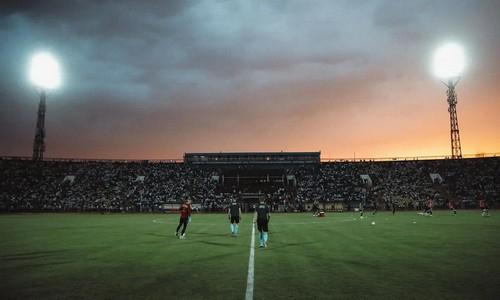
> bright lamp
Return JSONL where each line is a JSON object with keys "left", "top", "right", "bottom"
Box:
{"left": 29, "top": 52, "right": 62, "bottom": 89}
{"left": 432, "top": 43, "right": 465, "bottom": 79}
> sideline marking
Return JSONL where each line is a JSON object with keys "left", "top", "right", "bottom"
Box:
{"left": 245, "top": 223, "right": 256, "bottom": 300}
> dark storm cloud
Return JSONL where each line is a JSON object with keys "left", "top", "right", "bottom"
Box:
{"left": 0, "top": 0, "right": 499, "bottom": 158}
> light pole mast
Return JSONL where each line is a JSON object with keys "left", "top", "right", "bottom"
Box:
{"left": 445, "top": 79, "right": 462, "bottom": 159}
{"left": 29, "top": 51, "right": 61, "bottom": 161}
{"left": 433, "top": 42, "right": 465, "bottom": 160}
{"left": 32, "top": 89, "right": 47, "bottom": 161}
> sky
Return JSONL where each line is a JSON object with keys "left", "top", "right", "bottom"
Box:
{"left": 0, "top": 0, "right": 499, "bottom": 160}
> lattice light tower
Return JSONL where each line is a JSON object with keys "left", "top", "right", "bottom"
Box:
{"left": 33, "top": 89, "right": 47, "bottom": 160}
{"left": 445, "top": 78, "right": 462, "bottom": 159}
{"left": 433, "top": 43, "right": 465, "bottom": 159}
{"left": 29, "top": 52, "right": 62, "bottom": 161}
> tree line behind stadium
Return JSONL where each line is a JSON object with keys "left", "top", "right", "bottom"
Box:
{"left": 0, "top": 157, "right": 498, "bottom": 213}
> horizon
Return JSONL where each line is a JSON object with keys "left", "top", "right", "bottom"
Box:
{"left": 1, "top": 151, "right": 499, "bottom": 162}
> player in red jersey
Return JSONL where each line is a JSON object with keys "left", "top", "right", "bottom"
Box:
{"left": 448, "top": 199, "right": 457, "bottom": 215}
{"left": 175, "top": 197, "right": 192, "bottom": 239}
{"left": 423, "top": 197, "right": 433, "bottom": 216}
{"left": 479, "top": 199, "right": 490, "bottom": 217}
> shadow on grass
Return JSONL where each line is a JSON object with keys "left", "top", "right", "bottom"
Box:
{"left": 343, "top": 259, "right": 379, "bottom": 270}
{"left": 1, "top": 249, "right": 69, "bottom": 261}
{"left": 190, "top": 232, "right": 229, "bottom": 238}
{"left": 196, "top": 240, "right": 239, "bottom": 247}
{"left": 2, "top": 259, "right": 73, "bottom": 271}
{"left": 260, "top": 240, "right": 319, "bottom": 251}
{"left": 145, "top": 232, "right": 168, "bottom": 238}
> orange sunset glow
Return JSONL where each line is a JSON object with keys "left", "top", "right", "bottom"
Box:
{"left": 0, "top": 1, "right": 499, "bottom": 159}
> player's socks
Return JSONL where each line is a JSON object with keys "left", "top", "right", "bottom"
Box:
{"left": 235, "top": 224, "right": 239, "bottom": 234}
{"left": 263, "top": 232, "right": 268, "bottom": 243}
{"left": 230, "top": 224, "right": 234, "bottom": 234}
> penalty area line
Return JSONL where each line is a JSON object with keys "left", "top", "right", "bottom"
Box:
{"left": 245, "top": 223, "right": 256, "bottom": 300}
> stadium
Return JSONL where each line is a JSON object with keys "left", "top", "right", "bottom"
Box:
{"left": 1, "top": 2, "right": 500, "bottom": 300}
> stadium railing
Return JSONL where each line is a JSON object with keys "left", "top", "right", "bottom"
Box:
{"left": 320, "top": 152, "right": 499, "bottom": 163}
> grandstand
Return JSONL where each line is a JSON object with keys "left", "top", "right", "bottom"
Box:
{"left": 1, "top": 153, "right": 498, "bottom": 213}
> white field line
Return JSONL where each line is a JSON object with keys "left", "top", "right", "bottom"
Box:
{"left": 245, "top": 223, "right": 256, "bottom": 300}
{"left": 151, "top": 217, "right": 356, "bottom": 299}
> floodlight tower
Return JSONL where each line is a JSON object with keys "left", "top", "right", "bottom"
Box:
{"left": 445, "top": 78, "right": 461, "bottom": 159}
{"left": 433, "top": 43, "right": 465, "bottom": 159}
{"left": 33, "top": 89, "right": 47, "bottom": 161}
{"left": 29, "top": 52, "right": 62, "bottom": 161}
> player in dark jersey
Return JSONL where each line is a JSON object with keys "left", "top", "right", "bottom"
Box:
{"left": 228, "top": 198, "right": 242, "bottom": 236}
{"left": 359, "top": 202, "right": 364, "bottom": 218}
{"left": 175, "top": 198, "right": 192, "bottom": 239}
{"left": 372, "top": 200, "right": 378, "bottom": 215}
{"left": 254, "top": 197, "right": 270, "bottom": 248}
{"left": 424, "top": 197, "right": 433, "bottom": 216}
{"left": 391, "top": 199, "right": 396, "bottom": 215}
{"left": 312, "top": 200, "right": 320, "bottom": 217}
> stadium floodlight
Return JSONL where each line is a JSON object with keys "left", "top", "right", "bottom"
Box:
{"left": 29, "top": 51, "right": 62, "bottom": 161}
{"left": 432, "top": 42, "right": 465, "bottom": 159}
{"left": 432, "top": 42, "right": 465, "bottom": 79}
{"left": 29, "top": 52, "right": 62, "bottom": 90}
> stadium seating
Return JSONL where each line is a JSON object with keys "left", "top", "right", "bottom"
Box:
{"left": 0, "top": 157, "right": 498, "bottom": 212}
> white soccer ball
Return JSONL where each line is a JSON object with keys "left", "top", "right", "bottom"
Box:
{"left": 371, "top": 221, "right": 376, "bottom": 225}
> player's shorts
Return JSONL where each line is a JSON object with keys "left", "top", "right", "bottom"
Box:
{"left": 230, "top": 215, "right": 240, "bottom": 224}
{"left": 179, "top": 216, "right": 189, "bottom": 225}
{"left": 257, "top": 219, "right": 268, "bottom": 232}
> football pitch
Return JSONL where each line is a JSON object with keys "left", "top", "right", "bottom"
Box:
{"left": 1, "top": 211, "right": 499, "bottom": 300}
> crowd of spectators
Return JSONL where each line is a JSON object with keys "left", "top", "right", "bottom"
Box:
{"left": 0, "top": 159, "right": 217, "bottom": 212}
{"left": 295, "top": 158, "right": 499, "bottom": 210}
{"left": 0, "top": 157, "right": 498, "bottom": 212}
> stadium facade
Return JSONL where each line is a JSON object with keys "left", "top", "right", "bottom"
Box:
{"left": 184, "top": 152, "right": 320, "bottom": 165}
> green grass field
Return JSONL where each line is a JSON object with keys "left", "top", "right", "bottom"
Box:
{"left": 1, "top": 211, "right": 499, "bottom": 300}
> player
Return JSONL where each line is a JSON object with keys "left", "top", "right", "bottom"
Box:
{"left": 372, "top": 200, "right": 378, "bottom": 215}
{"left": 312, "top": 199, "right": 320, "bottom": 217}
{"left": 175, "top": 197, "right": 192, "bottom": 239}
{"left": 391, "top": 199, "right": 396, "bottom": 215}
{"left": 448, "top": 199, "right": 457, "bottom": 215}
{"left": 359, "top": 201, "right": 364, "bottom": 218}
{"left": 479, "top": 198, "right": 490, "bottom": 217}
{"left": 228, "top": 198, "right": 242, "bottom": 236}
{"left": 423, "top": 197, "right": 433, "bottom": 216}
{"left": 254, "top": 197, "right": 270, "bottom": 248}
